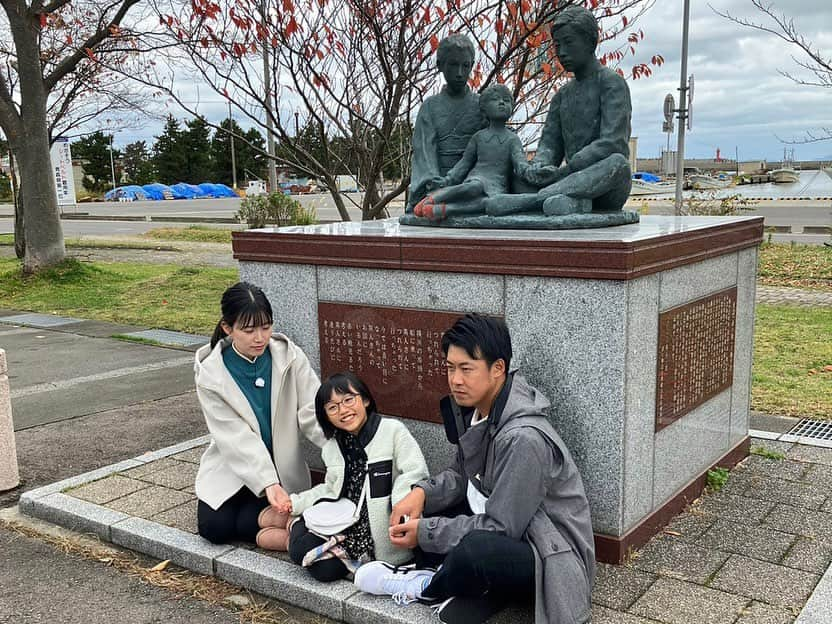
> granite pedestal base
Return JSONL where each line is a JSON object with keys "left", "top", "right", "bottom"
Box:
{"left": 232, "top": 215, "right": 764, "bottom": 563}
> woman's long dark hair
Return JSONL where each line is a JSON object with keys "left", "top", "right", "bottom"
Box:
{"left": 210, "top": 282, "right": 274, "bottom": 348}
{"left": 315, "top": 372, "right": 377, "bottom": 438}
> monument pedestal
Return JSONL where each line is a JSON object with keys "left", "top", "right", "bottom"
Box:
{"left": 232, "top": 215, "right": 764, "bottom": 563}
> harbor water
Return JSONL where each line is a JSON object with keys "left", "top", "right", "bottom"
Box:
{"left": 641, "top": 170, "right": 832, "bottom": 200}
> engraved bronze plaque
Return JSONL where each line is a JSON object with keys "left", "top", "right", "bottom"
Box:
{"left": 318, "top": 303, "right": 470, "bottom": 423}
{"left": 655, "top": 287, "right": 737, "bottom": 431}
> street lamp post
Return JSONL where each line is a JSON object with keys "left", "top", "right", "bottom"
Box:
{"left": 109, "top": 134, "right": 117, "bottom": 191}
{"left": 674, "top": 0, "right": 691, "bottom": 215}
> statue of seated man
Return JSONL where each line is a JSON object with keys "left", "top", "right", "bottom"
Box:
{"left": 407, "top": 34, "right": 486, "bottom": 213}
{"left": 485, "top": 5, "right": 633, "bottom": 217}
{"left": 412, "top": 85, "right": 528, "bottom": 221}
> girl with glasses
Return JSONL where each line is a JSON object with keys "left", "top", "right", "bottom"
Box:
{"left": 281, "top": 371, "right": 429, "bottom": 583}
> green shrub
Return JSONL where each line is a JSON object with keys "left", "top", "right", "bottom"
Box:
{"left": 236, "top": 192, "right": 316, "bottom": 228}
{"left": 706, "top": 467, "right": 730, "bottom": 492}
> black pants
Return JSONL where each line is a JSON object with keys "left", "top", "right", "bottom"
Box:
{"left": 197, "top": 487, "right": 269, "bottom": 544}
{"left": 421, "top": 530, "right": 536, "bottom": 602}
{"left": 288, "top": 518, "right": 350, "bottom": 583}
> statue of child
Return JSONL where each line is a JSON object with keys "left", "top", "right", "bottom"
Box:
{"left": 413, "top": 84, "right": 528, "bottom": 221}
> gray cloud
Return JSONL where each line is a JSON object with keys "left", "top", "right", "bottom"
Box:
{"left": 622, "top": 0, "right": 832, "bottom": 161}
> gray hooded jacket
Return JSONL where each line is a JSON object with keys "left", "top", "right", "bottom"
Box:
{"left": 416, "top": 374, "right": 595, "bottom": 624}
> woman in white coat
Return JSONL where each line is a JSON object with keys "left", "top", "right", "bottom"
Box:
{"left": 195, "top": 282, "right": 326, "bottom": 550}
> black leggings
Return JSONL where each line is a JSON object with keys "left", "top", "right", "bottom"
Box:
{"left": 197, "top": 487, "right": 269, "bottom": 544}
{"left": 421, "top": 530, "right": 536, "bottom": 602}
{"left": 288, "top": 518, "right": 350, "bottom": 583}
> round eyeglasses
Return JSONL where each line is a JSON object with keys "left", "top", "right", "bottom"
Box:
{"left": 324, "top": 394, "right": 359, "bottom": 416}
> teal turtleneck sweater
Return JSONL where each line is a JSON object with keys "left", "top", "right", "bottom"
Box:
{"left": 222, "top": 344, "right": 273, "bottom": 453}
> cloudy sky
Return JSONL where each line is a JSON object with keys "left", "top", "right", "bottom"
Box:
{"left": 625, "top": 0, "right": 832, "bottom": 162}
{"left": 112, "top": 0, "right": 832, "bottom": 164}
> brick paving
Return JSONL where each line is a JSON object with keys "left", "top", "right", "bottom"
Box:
{"left": 756, "top": 286, "right": 832, "bottom": 307}
{"left": 20, "top": 436, "right": 829, "bottom": 624}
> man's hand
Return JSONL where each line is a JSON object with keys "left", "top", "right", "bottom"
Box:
{"left": 389, "top": 518, "right": 420, "bottom": 549}
{"left": 265, "top": 483, "right": 290, "bottom": 512}
{"left": 390, "top": 487, "right": 426, "bottom": 527}
{"left": 522, "top": 164, "right": 564, "bottom": 187}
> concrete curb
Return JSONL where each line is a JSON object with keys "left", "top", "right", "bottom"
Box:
{"left": 796, "top": 563, "right": 832, "bottom": 624}
{"left": 748, "top": 429, "right": 832, "bottom": 449}
{"left": 112, "top": 517, "right": 233, "bottom": 576}
{"left": 28, "top": 492, "right": 130, "bottom": 540}
{"left": 216, "top": 548, "right": 359, "bottom": 620}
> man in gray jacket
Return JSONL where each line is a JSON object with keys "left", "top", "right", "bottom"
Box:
{"left": 354, "top": 314, "right": 595, "bottom": 624}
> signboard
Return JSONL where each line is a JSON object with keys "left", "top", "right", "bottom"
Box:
{"left": 655, "top": 287, "right": 737, "bottom": 431}
{"left": 318, "top": 303, "right": 477, "bottom": 423}
{"left": 663, "top": 93, "right": 675, "bottom": 123}
{"left": 50, "top": 138, "right": 76, "bottom": 206}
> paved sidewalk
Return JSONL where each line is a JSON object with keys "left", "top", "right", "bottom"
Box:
{"left": 756, "top": 286, "right": 832, "bottom": 307}
{"left": 16, "top": 434, "right": 832, "bottom": 624}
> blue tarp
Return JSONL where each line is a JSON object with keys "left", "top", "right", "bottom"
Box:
{"left": 104, "top": 182, "right": 239, "bottom": 201}
{"left": 197, "top": 183, "right": 238, "bottom": 198}
{"left": 105, "top": 185, "right": 149, "bottom": 201}
{"left": 169, "top": 183, "right": 209, "bottom": 199}
{"left": 141, "top": 183, "right": 170, "bottom": 200}
{"left": 633, "top": 172, "right": 661, "bottom": 183}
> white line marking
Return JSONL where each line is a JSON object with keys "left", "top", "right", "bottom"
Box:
{"left": 10, "top": 357, "right": 193, "bottom": 398}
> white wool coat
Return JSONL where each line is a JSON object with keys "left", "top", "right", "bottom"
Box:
{"left": 194, "top": 334, "right": 326, "bottom": 510}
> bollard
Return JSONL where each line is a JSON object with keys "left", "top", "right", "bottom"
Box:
{"left": 0, "top": 349, "right": 20, "bottom": 492}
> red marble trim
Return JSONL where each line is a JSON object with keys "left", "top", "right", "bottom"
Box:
{"left": 594, "top": 436, "right": 750, "bottom": 564}
{"left": 232, "top": 218, "right": 764, "bottom": 280}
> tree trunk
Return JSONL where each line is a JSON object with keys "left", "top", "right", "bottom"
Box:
{"left": 15, "top": 115, "right": 66, "bottom": 273}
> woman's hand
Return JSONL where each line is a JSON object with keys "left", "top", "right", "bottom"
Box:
{"left": 389, "top": 487, "right": 425, "bottom": 527}
{"left": 265, "top": 483, "right": 290, "bottom": 511}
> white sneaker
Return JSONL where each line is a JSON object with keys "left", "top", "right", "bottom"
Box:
{"left": 354, "top": 561, "right": 436, "bottom": 605}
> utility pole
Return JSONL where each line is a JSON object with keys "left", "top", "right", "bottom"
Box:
{"left": 262, "top": 0, "right": 278, "bottom": 191}
{"left": 674, "top": 0, "right": 691, "bottom": 215}
{"left": 228, "top": 101, "right": 237, "bottom": 190}
{"left": 109, "top": 134, "right": 117, "bottom": 191}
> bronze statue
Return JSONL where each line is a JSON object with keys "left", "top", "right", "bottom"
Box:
{"left": 401, "top": 5, "right": 638, "bottom": 229}
{"left": 407, "top": 34, "right": 486, "bottom": 213}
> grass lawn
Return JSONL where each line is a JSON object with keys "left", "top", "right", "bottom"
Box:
{"left": 142, "top": 225, "right": 234, "bottom": 244}
{"left": 0, "top": 233, "right": 179, "bottom": 251}
{"left": 0, "top": 258, "right": 236, "bottom": 335}
{"left": 758, "top": 242, "right": 832, "bottom": 290}
{"left": 753, "top": 304, "right": 832, "bottom": 419}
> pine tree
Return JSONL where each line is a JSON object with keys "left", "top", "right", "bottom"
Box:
{"left": 184, "top": 117, "right": 213, "bottom": 183}
{"left": 71, "top": 131, "right": 119, "bottom": 192}
{"left": 122, "top": 141, "right": 155, "bottom": 185}
{"left": 152, "top": 115, "right": 188, "bottom": 184}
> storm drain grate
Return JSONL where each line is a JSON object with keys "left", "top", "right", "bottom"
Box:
{"left": 0, "top": 313, "right": 83, "bottom": 328}
{"left": 787, "top": 419, "right": 832, "bottom": 441}
{"left": 121, "top": 329, "right": 206, "bottom": 347}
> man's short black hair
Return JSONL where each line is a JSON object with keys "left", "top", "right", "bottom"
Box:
{"left": 441, "top": 313, "right": 512, "bottom": 369}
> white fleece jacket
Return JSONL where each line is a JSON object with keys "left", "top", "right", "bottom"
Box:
{"left": 290, "top": 417, "right": 429, "bottom": 565}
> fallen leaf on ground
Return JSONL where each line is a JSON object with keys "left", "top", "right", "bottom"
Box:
{"left": 149, "top": 559, "right": 170, "bottom": 572}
